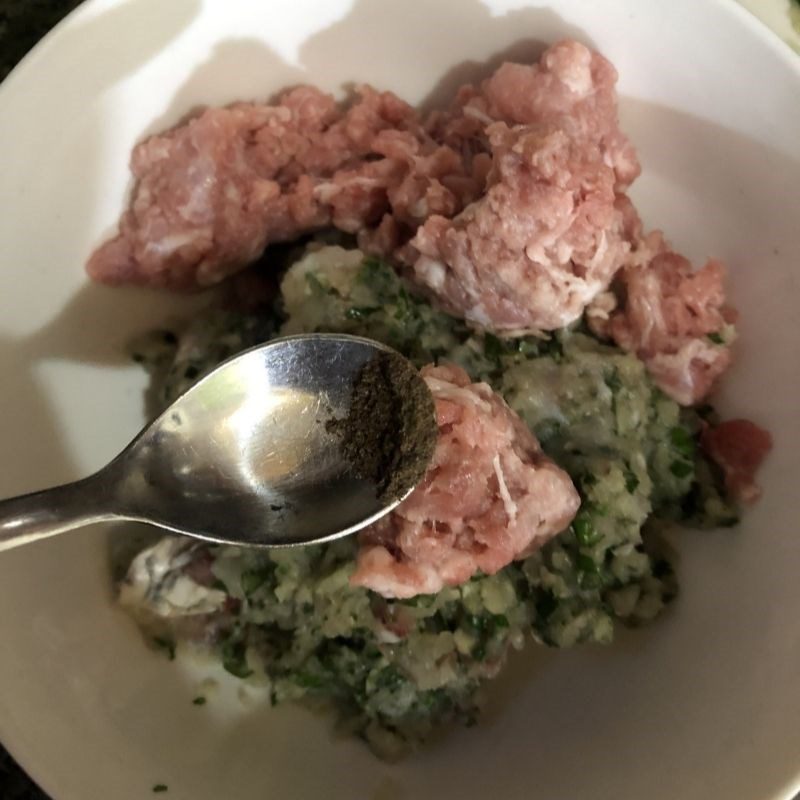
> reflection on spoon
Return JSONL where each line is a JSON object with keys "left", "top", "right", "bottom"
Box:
{"left": 0, "top": 334, "right": 436, "bottom": 551}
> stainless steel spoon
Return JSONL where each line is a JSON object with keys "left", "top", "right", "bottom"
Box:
{"left": 0, "top": 334, "right": 435, "bottom": 552}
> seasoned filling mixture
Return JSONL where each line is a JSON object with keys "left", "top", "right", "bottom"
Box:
{"left": 103, "top": 40, "right": 771, "bottom": 759}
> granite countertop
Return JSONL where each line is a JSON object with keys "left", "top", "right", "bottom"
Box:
{"left": 0, "top": 1, "right": 796, "bottom": 799}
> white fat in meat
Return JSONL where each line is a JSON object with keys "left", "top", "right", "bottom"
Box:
{"left": 119, "top": 537, "right": 226, "bottom": 618}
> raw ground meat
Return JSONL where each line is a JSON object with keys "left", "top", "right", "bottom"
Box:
{"left": 87, "top": 39, "right": 638, "bottom": 332}
{"left": 350, "top": 364, "right": 580, "bottom": 599}
{"left": 409, "top": 119, "right": 631, "bottom": 331}
{"left": 427, "top": 38, "right": 640, "bottom": 191}
{"left": 589, "top": 230, "right": 736, "bottom": 405}
{"left": 405, "top": 40, "right": 642, "bottom": 330}
{"left": 87, "top": 86, "right": 479, "bottom": 290}
{"left": 701, "top": 419, "right": 773, "bottom": 504}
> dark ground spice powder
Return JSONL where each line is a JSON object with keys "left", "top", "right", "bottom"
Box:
{"left": 327, "top": 350, "right": 436, "bottom": 503}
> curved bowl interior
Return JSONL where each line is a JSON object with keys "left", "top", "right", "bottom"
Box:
{"left": 0, "top": 1, "right": 798, "bottom": 798}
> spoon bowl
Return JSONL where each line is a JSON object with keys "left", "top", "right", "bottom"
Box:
{"left": 0, "top": 334, "right": 435, "bottom": 551}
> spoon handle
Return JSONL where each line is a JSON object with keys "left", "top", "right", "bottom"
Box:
{"left": 0, "top": 474, "right": 116, "bottom": 551}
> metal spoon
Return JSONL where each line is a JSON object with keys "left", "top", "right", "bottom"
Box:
{"left": 0, "top": 334, "right": 435, "bottom": 552}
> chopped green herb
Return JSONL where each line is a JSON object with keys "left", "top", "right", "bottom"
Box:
{"left": 573, "top": 514, "right": 602, "bottom": 547}
{"left": 221, "top": 639, "right": 253, "bottom": 679}
{"left": 670, "top": 427, "right": 695, "bottom": 458}
{"left": 482, "top": 333, "right": 540, "bottom": 361}
{"left": 419, "top": 688, "right": 454, "bottom": 712}
{"left": 516, "top": 339, "right": 540, "bottom": 357}
{"left": 192, "top": 696, "right": 206, "bottom": 706}
{"left": 293, "top": 671, "right": 327, "bottom": 689}
{"left": 670, "top": 460, "right": 694, "bottom": 479}
{"left": 223, "top": 660, "right": 253, "bottom": 679}
{"left": 465, "top": 614, "right": 490, "bottom": 634}
{"left": 152, "top": 636, "right": 175, "bottom": 661}
{"left": 241, "top": 567, "right": 272, "bottom": 596}
{"left": 576, "top": 553, "right": 598, "bottom": 573}
{"left": 305, "top": 272, "right": 329, "bottom": 297}
{"left": 400, "top": 593, "right": 435, "bottom": 608}
{"left": 358, "top": 255, "right": 383, "bottom": 283}
{"left": 624, "top": 470, "right": 640, "bottom": 493}
{"left": 345, "top": 306, "right": 381, "bottom": 320}
{"left": 472, "top": 643, "right": 487, "bottom": 660}
{"left": 707, "top": 331, "right": 724, "bottom": 345}
{"left": 375, "top": 665, "right": 405, "bottom": 691}
{"left": 604, "top": 369, "right": 623, "bottom": 392}
{"left": 152, "top": 785, "right": 168, "bottom": 794}
{"left": 393, "top": 287, "right": 413, "bottom": 321}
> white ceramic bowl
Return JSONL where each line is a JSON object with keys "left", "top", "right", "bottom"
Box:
{"left": 0, "top": 1, "right": 798, "bottom": 798}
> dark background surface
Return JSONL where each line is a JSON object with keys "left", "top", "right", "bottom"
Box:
{"left": 0, "top": 3, "right": 84, "bottom": 798}
{"left": 0, "top": 0, "right": 82, "bottom": 80}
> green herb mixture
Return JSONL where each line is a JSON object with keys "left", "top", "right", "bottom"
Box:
{"left": 123, "top": 245, "right": 738, "bottom": 759}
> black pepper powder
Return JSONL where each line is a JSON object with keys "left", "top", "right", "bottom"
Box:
{"left": 327, "top": 351, "right": 436, "bottom": 503}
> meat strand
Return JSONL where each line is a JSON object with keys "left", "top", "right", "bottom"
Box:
{"left": 590, "top": 231, "right": 736, "bottom": 405}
